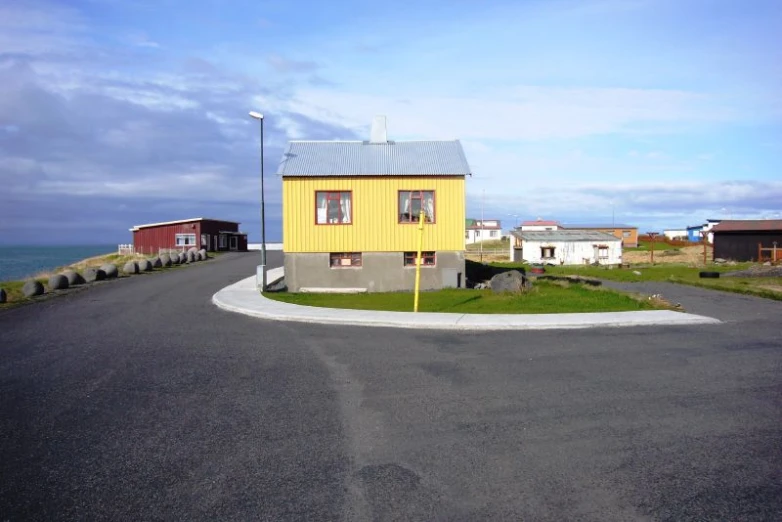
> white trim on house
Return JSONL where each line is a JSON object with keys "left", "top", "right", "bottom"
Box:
{"left": 130, "top": 217, "right": 241, "bottom": 231}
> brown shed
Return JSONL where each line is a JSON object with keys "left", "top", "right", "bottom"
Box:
{"left": 711, "top": 219, "right": 782, "bottom": 262}
{"left": 130, "top": 218, "right": 248, "bottom": 255}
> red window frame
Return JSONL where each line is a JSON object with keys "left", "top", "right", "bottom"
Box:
{"left": 315, "top": 191, "right": 352, "bottom": 225}
{"left": 398, "top": 190, "right": 436, "bottom": 224}
{"left": 329, "top": 252, "right": 362, "bottom": 268}
{"left": 404, "top": 251, "right": 436, "bottom": 267}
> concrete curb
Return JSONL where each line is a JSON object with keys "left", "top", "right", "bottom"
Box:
{"left": 212, "top": 274, "right": 722, "bottom": 331}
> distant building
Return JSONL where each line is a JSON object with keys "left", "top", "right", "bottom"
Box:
{"left": 466, "top": 219, "right": 502, "bottom": 243}
{"left": 519, "top": 219, "right": 562, "bottom": 231}
{"left": 663, "top": 229, "right": 688, "bottom": 241}
{"left": 509, "top": 230, "right": 622, "bottom": 265}
{"left": 561, "top": 223, "right": 638, "bottom": 248}
{"left": 130, "top": 218, "right": 248, "bottom": 255}
{"left": 686, "top": 219, "right": 721, "bottom": 244}
{"left": 711, "top": 219, "right": 782, "bottom": 262}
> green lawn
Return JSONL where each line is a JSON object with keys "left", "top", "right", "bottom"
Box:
{"left": 265, "top": 280, "right": 662, "bottom": 314}
{"left": 486, "top": 262, "right": 782, "bottom": 301}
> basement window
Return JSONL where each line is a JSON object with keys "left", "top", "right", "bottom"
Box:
{"left": 541, "top": 246, "right": 556, "bottom": 259}
{"left": 404, "top": 251, "right": 436, "bottom": 267}
{"left": 175, "top": 233, "right": 196, "bottom": 246}
{"left": 330, "top": 252, "right": 362, "bottom": 267}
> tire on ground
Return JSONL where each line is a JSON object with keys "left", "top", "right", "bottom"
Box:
{"left": 699, "top": 271, "right": 720, "bottom": 278}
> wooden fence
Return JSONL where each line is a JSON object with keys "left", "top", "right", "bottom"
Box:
{"left": 758, "top": 242, "right": 782, "bottom": 263}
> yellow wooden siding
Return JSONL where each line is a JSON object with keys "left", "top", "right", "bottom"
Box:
{"left": 283, "top": 177, "right": 465, "bottom": 252}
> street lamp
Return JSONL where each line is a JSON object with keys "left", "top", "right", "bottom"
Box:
{"left": 249, "top": 111, "right": 266, "bottom": 291}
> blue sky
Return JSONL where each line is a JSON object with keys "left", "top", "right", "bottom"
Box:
{"left": 1, "top": 0, "right": 780, "bottom": 244}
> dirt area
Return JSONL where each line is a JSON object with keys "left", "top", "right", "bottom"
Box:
{"left": 623, "top": 245, "right": 712, "bottom": 265}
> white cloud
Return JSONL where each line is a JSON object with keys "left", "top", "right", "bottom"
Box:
{"left": 286, "top": 85, "right": 740, "bottom": 142}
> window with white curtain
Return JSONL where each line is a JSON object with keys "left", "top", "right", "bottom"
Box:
{"left": 175, "top": 233, "right": 196, "bottom": 246}
{"left": 316, "top": 191, "right": 352, "bottom": 224}
{"left": 398, "top": 190, "right": 435, "bottom": 223}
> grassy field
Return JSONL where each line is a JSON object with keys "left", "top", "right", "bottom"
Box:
{"left": 625, "top": 240, "right": 685, "bottom": 252}
{"left": 265, "top": 279, "right": 664, "bottom": 314}
{"left": 487, "top": 262, "right": 782, "bottom": 300}
{"left": 465, "top": 238, "right": 509, "bottom": 251}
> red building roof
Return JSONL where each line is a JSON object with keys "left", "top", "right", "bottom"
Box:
{"left": 711, "top": 219, "right": 782, "bottom": 233}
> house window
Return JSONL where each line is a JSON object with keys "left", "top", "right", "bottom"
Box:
{"left": 404, "top": 251, "right": 436, "bottom": 267}
{"left": 330, "top": 252, "right": 362, "bottom": 267}
{"left": 176, "top": 233, "right": 196, "bottom": 246}
{"left": 219, "top": 234, "right": 227, "bottom": 248}
{"left": 316, "top": 191, "right": 352, "bottom": 224}
{"left": 541, "top": 246, "right": 555, "bottom": 258}
{"left": 490, "top": 230, "right": 498, "bottom": 237}
{"left": 622, "top": 230, "right": 631, "bottom": 238}
{"left": 597, "top": 245, "right": 609, "bottom": 260}
{"left": 399, "top": 191, "right": 435, "bottom": 223}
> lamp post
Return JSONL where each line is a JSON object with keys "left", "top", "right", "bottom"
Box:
{"left": 249, "top": 111, "right": 266, "bottom": 291}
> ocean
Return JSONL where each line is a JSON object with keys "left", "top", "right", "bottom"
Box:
{"left": 0, "top": 245, "right": 116, "bottom": 282}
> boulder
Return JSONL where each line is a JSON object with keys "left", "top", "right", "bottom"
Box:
{"left": 62, "top": 270, "right": 86, "bottom": 286}
{"left": 186, "top": 251, "right": 195, "bottom": 263}
{"left": 197, "top": 251, "right": 205, "bottom": 261}
{"left": 123, "top": 261, "right": 139, "bottom": 275}
{"left": 178, "top": 252, "right": 187, "bottom": 264}
{"left": 48, "top": 274, "right": 69, "bottom": 290}
{"left": 22, "top": 280, "right": 44, "bottom": 297}
{"left": 160, "top": 254, "right": 172, "bottom": 267}
{"left": 83, "top": 268, "right": 106, "bottom": 282}
{"left": 138, "top": 259, "right": 153, "bottom": 272}
{"left": 489, "top": 270, "right": 530, "bottom": 294}
{"left": 198, "top": 249, "right": 208, "bottom": 260}
{"left": 0, "top": 288, "right": 6, "bottom": 303}
{"left": 714, "top": 258, "right": 727, "bottom": 264}
{"left": 100, "top": 264, "right": 118, "bottom": 279}
{"left": 188, "top": 247, "right": 198, "bottom": 254}
{"left": 151, "top": 257, "right": 163, "bottom": 269}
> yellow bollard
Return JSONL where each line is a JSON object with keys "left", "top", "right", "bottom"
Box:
{"left": 413, "top": 209, "right": 425, "bottom": 312}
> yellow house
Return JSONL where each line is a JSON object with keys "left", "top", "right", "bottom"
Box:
{"left": 278, "top": 117, "right": 471, "bottom": 292}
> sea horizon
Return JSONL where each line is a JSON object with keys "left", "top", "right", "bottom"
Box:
{"left": 0, "top": 244, "right": 117, "bottom": 282}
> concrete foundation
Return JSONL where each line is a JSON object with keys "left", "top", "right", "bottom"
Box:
{"left": 284, "top": 251, "right": 465, "bottom": 292}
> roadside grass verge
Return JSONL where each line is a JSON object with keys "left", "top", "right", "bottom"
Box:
{"left": 264, "top": 280, "right": 664, "bottom": 314}
{"left": 1, "top": 250, "right": 219, "bottom": 308}
{"left": 486, "top": 262, "right": 782, "bottom": 301}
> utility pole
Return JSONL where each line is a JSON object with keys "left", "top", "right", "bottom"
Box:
{"left": 700, "top": 230, "right": 708, "bottom": 265}
{"left": 647, "top": 232, "right": 659, "bottom": 264}
{"left": 479, "top": 189, "right": 485, "bottom": 263}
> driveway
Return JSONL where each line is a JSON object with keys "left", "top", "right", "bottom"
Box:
{"left": 1, "top": 253, "right": 780, "bottom": 521}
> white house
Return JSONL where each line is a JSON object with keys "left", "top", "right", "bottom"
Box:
{"left": 466, "top": 219, "right": 502, "bottom": 244}
{"left": 509, "top": 230, "right": 622, "bottom": 265}
{"left": 663, "top": 229, "right": 688, "bottom": 241}
{"left": 519, "top": 219, "right": 562, "bottom": 231}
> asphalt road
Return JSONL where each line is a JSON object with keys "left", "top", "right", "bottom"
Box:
{"left": 2, "top": 252, "right": 781, "bottom": 521}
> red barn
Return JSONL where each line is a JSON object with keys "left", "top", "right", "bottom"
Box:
{"left": 130, "top": 218, "right": 248, "bottom": 255}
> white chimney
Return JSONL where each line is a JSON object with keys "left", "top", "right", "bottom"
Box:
{"left": 370, "top": 115, "right": 387, "bottom": 143}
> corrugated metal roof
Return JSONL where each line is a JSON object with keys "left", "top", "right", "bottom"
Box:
{"left": 130, "top": 217, "right": 240, "bottom": 231}
{"left": 711, "top": 219, "right": 782, "bottom": 232}
{"left": 521, "top": 220, "right": 560, "bottom": 226}
{"left": 510, "top": 230, "right": 621, "bottom": 242}
{"left": 562, "top": 223, "right": 636, "bottom": 229}
{"left": 277, "top": 140, "right": 472, "bottom": 177}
